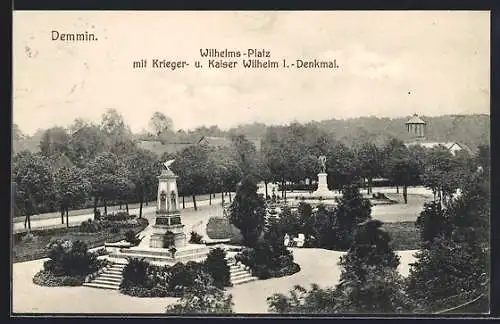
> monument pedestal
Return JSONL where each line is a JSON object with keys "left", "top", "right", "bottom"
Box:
{"left": 108, "top": 160, "right": 209, "bottom": 265}
{"left": 312, "top": 172, "right": 336, "bottom": 198}
{"left": 150, "top": 225, "right": 187, "bottom": 248}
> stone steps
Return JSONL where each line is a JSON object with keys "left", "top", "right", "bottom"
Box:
{"left": 83, "top": 261, "right": 127, "bottom": 291}
{"left": 231, "top": 275, "right": 258, "bottom": 285}
{"left": 227, "top": 259, "right": 258, "bottom": 286}
{"left": 83, "top": 282, "right": 120, "bottom": 290}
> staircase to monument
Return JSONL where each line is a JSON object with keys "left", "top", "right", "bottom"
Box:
{"left": 227, "top": 258, "right": 258, "bottom": 286}
{"left": 82, "top": 255, "right": 256, "bottom": 290}
{"left": 83, "top": 260, "right": 127, "bottom": 290}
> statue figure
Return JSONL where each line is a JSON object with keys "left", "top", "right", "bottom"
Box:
{"left": 160, "top": 190, "right": 167, "bottom": 211}
{"left": 170, "top": 190, "right": 177, "bottom": 210}
{"left": 318, "top": 155, "right": 327, "bottom": 173}
{"left": 163, "top": 159, "right": 175, "bottom": 172}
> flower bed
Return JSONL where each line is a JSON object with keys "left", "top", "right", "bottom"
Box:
{"left": 120, "top": 249, "right": 231, "bottom": 297}
{"left": 235, "top": 244, "right": 301, "bottom": 280}
{"left": 32, "top": 240, "right": 110, "bottom": 287}
{"left": 13, "top": 218, "right": 148, "bottom": 263}
{"left": 33, "top": 270, "right": 85, "bottom": 287}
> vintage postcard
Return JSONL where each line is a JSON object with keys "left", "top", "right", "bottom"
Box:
{"left": 12, "top": 11, "right": 490, "bottom": 315}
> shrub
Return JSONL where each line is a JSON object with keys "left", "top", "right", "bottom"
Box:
{"left": 165, "top": 285, "right": 234, "bottom": 314}
{"left": 267, "top": 284, "right": 337, "bottom": 314}
{"left": 406, "top": 237, "right": 488, "bottom": 310}
{"left": 415, "top": 201, "right": 452, "bottom": 245}
{"left": 163, "top": 231, "right": 176, "bottom": 248}
{"left": 124, "top": 229, "right": 140, "bottom": 245}
{"left": 235, "top": 242, "right": 300, "bottom": 280}
{"left": 106, "top": 211, "right": 130, "bottom": 222}
{"left": 204, "top": 248, "right": 231, "bottom": 288}
{"left": 33, "top": 270, "right": 85, "bottom": 287}
{"left": 229, "top": 178, "right": 266, "bottom": 247}
{"left": 21, "top": 232, "right": 38, "bottom": 243}
{"left": 79, "top": 219, "right": 102, "bottom": 233}
{"left": 120, "top": 259, "right": 222, "bottom": 299}
{"left": 168, "top": 261, "right": 204, "bottom": 295}
{"left": 189, "top": 231, "right": 204, "bottom": 244}
{"left": 93, "top": 247, "right": 109, "bottom": 256}
{"left": 44, "top": 239, "right": 98, "bottom": 277}
{"left": 121, "top": 258, "right": 150, "bottom": 288}
{"left": 109, "top": 225, "right": 120, "bottom": 234}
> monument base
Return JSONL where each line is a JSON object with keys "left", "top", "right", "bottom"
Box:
{"left": 149, "top": 223, "right": 186, "bottom": 249}
{"left": 312, "top": 172, "right": 337, "bottom": 199}
{"left": 109, "top": 243, "right": 210, "bottom": 265}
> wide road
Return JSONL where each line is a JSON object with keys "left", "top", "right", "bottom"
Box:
{"left": 13, "top": 196, "right": 229, "bottom": 233}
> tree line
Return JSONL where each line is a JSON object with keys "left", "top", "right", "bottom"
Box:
{"left": 12, "top": 109, "right": 489, "bottom": 230}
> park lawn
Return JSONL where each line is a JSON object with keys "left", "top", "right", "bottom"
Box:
{"left": 12, "top": 218, "right": 149, "bottom": 263}
{"left": 384, "top": 221, "right": 421, "bottom": 251}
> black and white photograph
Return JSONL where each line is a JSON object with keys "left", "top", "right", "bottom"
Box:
{"left": 11, "top": 11, "right": 490, "bottom": 315}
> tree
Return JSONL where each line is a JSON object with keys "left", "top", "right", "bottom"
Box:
{"left": 99, "top": 109, "right": 135, "bottom": 157}
{"left": 406, "top": 237, "right": 488, "bottom": 310}
{"left": 231, "top": 134, "right": 259, "bottom": 180}
{"left": 421, "top": 145, "right": 460, "bottom": 204}
{"left": 407, "top": 170, "right": 490, "bottom": 311}
{"left": 383, "top": 139, "right": 421, "bottom": 203}
{"left": 475, "top": 144, "right": 490, "bottom": 173}
{"left": 415, "top": 201, "right": 451, "bottom": 245}
{"left": 297, "top": 202, "right": 315, "bottom": 238}
{"left": 334, "top": 220, "right": 411, "bottom": 313}
{"left": 312, "top": 204, "right": 335, "bottom": 249}
{"left": 203, "top": 248, "right": 231, "bottom": 289}
{"left": 278, "top": 206, "right": 301, "bottom": 236}
{"left": 173, "top": 144, "right": 210, "bottom": 211}
{"left": 267, "top": 220, "right": 413, "bottom": 314}
{"left": 332, "top": 185, "right": 372, "bottom": 250}
{"left": 149, "top": 111, "right": 174, "bottom": 137}
{"left": 326, "top": 142, "right": 359, "bottom": 191}
{"left": 39, "top": 127, "right": 70, "bottom": 157}
{"left": 54, "top": 166, "right": 91, "bottom": 226}
{"left": 13, "top": 124, "right": 25, "bottom": 141}
{"left": 229, "top": 177, "right": 266, "bottom": 247}
{"left": 84, "top": 152, "right": 128, "bottom": 215}
{"left": 12, "top": 152, "right": 55, "bottom": 230}
{"left": 66, "top": 121, "right": 107, "bottom": 168}
{"left": 124, "top": 149, "right": 159, "bottom": 218}
{"left": 355, "top": 142, "right": 382, "bottom": 194}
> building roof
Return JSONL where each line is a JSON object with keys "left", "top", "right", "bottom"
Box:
{"left": 137, "top": 140, "right": 195, "bottom": 156}
{"left": 198, "top": 136, "right": 232, "bottom": 147}
{"left": 139, "top": 136, "right": 262, "bottom": 156}
{"left": 405, "top": 114, "right": 426, "bottom": 125}
{"left": 405, "top": 141, "right": 473, "bottom": 155}
{"left": 199, "top": 136, "right": 262, "bottom": 151}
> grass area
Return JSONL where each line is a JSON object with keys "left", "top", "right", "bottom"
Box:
{"left": 206, "top": 217, "right": 420, "bottom": 251}
{"left": 384, "top": 221, "right": 421, "bottom": 251}
{"left": 12, "top": 218, "right": 149, "bottom": 263}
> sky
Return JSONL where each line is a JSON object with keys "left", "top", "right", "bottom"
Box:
{"left": 13, "top": 11, "right": 490, "bottom": 135}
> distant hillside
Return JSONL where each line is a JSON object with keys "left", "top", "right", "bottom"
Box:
{"left": 227, "top": 114, "right": 490, "bottom": 151}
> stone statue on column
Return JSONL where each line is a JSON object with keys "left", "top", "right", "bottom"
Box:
{"left": 318, "top": 155, "right": 327, "bottom": 173}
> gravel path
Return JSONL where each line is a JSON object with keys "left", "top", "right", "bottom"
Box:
{"left": 12, "top": 248, "right": 417, "bottom": 314}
